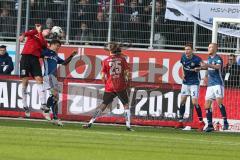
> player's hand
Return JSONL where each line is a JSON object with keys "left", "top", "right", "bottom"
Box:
{"left": 71, "top": 51, "right": 77, "bottom": 57}
{"left": 42, "top": 29, "right": 50, "bottom": 37}
{"left": 35, "top": 24, "right": 42, "bottom": 32}
{"left": 19, "top": 35, "right": 25, "bottom": 42}
{"left": 194, "top": 67, "right": 201, "bottom": 72}
{"left": 200, "top": 62, "right": 208, "bottom": 68}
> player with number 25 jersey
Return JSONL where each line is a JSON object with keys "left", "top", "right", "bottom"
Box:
{"left": 102, "top": 54, "right": 129, "bottom": 92}
{"left": 82, "top": 42, "right": 133, "bottom": 131}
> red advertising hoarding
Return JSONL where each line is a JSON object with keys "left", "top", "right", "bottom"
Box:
{"left": 0, "top": 47, "right": 239, "bottom": 131}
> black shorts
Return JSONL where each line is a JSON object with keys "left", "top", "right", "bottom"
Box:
{"left": 102, "top": 90, "right": 129, "bottom": 105}
{"left": 20, "top": 54, "right": 42, "bottom": 78}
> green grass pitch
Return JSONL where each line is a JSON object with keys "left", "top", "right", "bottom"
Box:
{"left": 0, "top": 118, "right": 240, "bottom": 160}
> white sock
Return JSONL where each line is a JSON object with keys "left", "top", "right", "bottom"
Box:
{"left": 89, "top": 118, "right": 95, "bottom": 124}
{"left": 22, "top": 86, "right": 28, "bottom": 107}
{"left": 124, "top": 109, "right": 131, "bottom": 128}
{"left": 89, "top": 109, "right": 102, "bottom": 124}
{"left": 37, "top": 83, "right": 46, "bottom": 105}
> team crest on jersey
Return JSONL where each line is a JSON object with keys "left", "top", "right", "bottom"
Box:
{"left": 191, "top": 62, "right": 195, "bottom": 66}
{"left": 212, "top": 61, "right": 215, "bottom": 65}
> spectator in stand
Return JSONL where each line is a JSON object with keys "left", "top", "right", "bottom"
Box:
{"left": 0, "top": 5, "right": 16, "bottom": 40}
{"left": 222, "top": 54, "right": 240, "bottom": 88}
{"left": 112, "top": 0, "right": 125, "bottom": 41}
{"left": 94, "top": 12, "right": 108, "bottom": 42}
{"left": 29, "top": 0, "right": 47, "bottom": 27}
{"left": 115, "top": 0, "right": 125, "bottom": 14}
{"left": 45, "top": 18, "right": 54, "bottom": 29}
{"left": 71, "top": 0, "right": 96, "bottom": 37}
{"left": 51, "top": 0, "right": 67, "bottom": 27}
{"left": 0, "top": 45, "right": 14, "bottom": 75}
{"left": 97, "top": 0, "right": 110, "bottom": 20}
{"left": 45, "top": 17, "right": 65, "bottom": 40}
{"left": 72, "top": 0, "right": 94, "bottom": 23}
{"left": 74, "top": 22, "right": 93, "bottom": 45}
{"left": 143, "top": 1, "right": 167, "bottom": 47}
{"left": 123, "top": 0, "right": 143, "bottom": 43}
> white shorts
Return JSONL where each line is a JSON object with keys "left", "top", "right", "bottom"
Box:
{"left": 181, "top": 84, "right": 199, "bottom": 98}
{"left": 43, "top": 74, "right": 59, "bottom": 91}
{"left": 205, "top": 85, "right": 224, "bottom": 101}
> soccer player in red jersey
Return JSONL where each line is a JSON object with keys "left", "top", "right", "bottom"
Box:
{"left": 19, "top": 24, "right": 50, "bottom": 118}
{"left": 83, "top": 42, "right": 133, "bottom": 131}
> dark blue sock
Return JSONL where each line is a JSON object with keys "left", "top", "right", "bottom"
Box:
{"left": 206, "top": 108, "right": 213, "bottom": 126}
{"left": 47, "top": 96, "right": 54, "bottom": 108}
{"left": 219, "top": 104, "right": 228, "bottom": 124}
{"left": 179, "top": 103, "right": 185, "bottom": 119}
{"left": 47, "top": 96, "right": 58, "bottom": 119}
{"left": 53, "top": 101, "right": 58, "bottom": 120}
{"left": 194, "top": 104, "right": 203, "bottom": 121}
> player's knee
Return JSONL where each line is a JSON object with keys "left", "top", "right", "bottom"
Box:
{"left": 204, "top": 101, "right": 211, "bottom": 109}
{"left": 21, "top": 78, "right": 29, "bottom": 86}
{"left": 192, "top": 102, "right": 198, "bottom": 106}
{"left": 180, "top": 96, "right": 187, "bottom": 103}
{"left": 123, "top": 104, "right": 129, "bottom": 109}
{"left": 216, "top": 98, "right": 223, "bottom": 106}
{"left": 192, "top": 99, "right": 198, "bottom": 106}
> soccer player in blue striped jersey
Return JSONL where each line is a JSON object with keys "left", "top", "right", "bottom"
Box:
{"left": 201, "top": 43, "right": 229, "bottom": 132}
{"left": 176, "top": 44, "right": 205, "bottom": 131}
{"left": 41, "top": 39, "right": 76, "bottom": 126}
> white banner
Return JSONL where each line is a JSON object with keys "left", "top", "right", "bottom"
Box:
{"left": 165, "top": 0, "right": 240, "bottom": 38}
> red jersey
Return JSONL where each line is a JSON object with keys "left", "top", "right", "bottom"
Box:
{"left": 21, "top": 29, "right": 48, "bottom": 58}
{"left": 102, "top": 54, "right": 129, "bottom": 92}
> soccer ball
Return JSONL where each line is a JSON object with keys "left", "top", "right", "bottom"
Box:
{"left": 51, "top": 26, "right": 63, "bottom": 38}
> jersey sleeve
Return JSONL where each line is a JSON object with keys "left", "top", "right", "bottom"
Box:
{"left": 41, "top": 49, "right": 49, "bottom": 57}
{"left": 57, "top": 56, "right": 65, "bottom": 64}
{"left": 101, "top": 60, "right": 107, "bottom": 74}
{"left": 196, "top": 56, "right": 202, "bottom": 66}
{"left": 216, "top": 56, "right": 223, "bottom": 65}
{"left": 23, "top": 29, "right": 38, "bottom": 36}
{"left": 180, "top": 55, "right": 184, "bottom": 64}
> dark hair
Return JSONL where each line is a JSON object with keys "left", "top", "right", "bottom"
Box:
{"left": 184, "top": 43, "right": 193, "bottom": 49}
{"left": 0, "top": 45, "right": 6, "bottom": 49}
{"left": 50, "top": 39, "right": 61, "bottom": 46}
{"left": 109, "top": 42, "right": 121, "bottom": 54}
{"left": 229, "top": 54, "right": 236, "bottom": 58}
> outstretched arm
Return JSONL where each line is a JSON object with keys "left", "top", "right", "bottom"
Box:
{"left": 62, "top": 51, "right": 77, "bottom": 65}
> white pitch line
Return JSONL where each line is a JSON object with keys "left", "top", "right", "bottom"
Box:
{"left": 0, "top": 125, "right": 240, "bottom": 146}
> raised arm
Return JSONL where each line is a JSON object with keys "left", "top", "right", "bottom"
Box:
{"left": 61, "top": 51, "right": 77, "bottom": 65}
